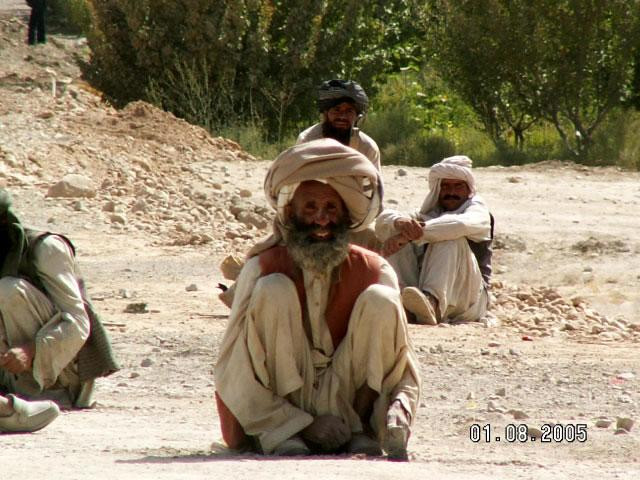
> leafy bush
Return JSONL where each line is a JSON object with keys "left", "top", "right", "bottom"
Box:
{"left": 48, "top": 0, "right": 92, "bottom": 35}
{"left": 219, "top": 123, "right": 297, "bottom": 161}
{"left": 615, "top": 109, "right": 640, "bottom": 171}
{"left": 85, "top": 0, "right": 420, "bottom": 140}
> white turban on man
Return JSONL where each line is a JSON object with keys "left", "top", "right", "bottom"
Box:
{"left": 419, "top": 155, "right": 477, "bottom": 214}
{"left": 249, "top": 138, "right": 383, "bottom": 257}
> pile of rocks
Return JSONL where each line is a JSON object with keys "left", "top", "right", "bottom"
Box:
{"left": 490, "top": 281, "right": 639, "bottom": 342}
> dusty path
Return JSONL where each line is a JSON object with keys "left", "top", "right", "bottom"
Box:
{"left": 1, "top": 12, "right": 638, "bottom": 480}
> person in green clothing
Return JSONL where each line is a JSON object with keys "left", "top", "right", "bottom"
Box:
{"left": 0, "top": 189, "right": 118, "bottom": 428}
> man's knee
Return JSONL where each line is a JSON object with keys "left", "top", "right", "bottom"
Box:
{"left": 0, "top": 277, "right": 23, "bottom": 305}
{"left": 428, "top": 237, "right": 469, "bottom": 254}
{"left": 354, "top": 284, "right": 401, "bottom": 328}
{"left": 250, "top": 274, "right": 300, "bottom": 329}
{"left": 253, "top": 273, "right": 297, "bottom": 299}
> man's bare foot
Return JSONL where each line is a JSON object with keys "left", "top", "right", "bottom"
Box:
{"left": 301, "top": 414, "right": 351, "bottom": 452}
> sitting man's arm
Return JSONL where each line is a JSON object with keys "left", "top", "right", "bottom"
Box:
{"left": 29, "top": 235, "right": 91, "bottom": 389}
{"left": 416, "top": 198, "right": 491, "bottom": 245}
{"left": 376, "top": 209, "right": 423, "bottom": 256}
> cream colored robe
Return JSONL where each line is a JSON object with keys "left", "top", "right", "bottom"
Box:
{"left": 214, "top": 254, "right": 420, "bottom": 453}
{"left": 376, "top": 195, "right": 492, "bottom": 323}
{"left": 0, "top": 235, "right": 93, "bottom": 406}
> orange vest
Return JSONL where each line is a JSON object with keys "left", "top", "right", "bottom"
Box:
{"left": 217, "top": 244, "right": 383, "bottom": 450}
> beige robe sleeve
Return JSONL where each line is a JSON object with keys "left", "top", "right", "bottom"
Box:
{"left": 416, "top": 197, "right": 491, "bottom": 245}
{"left": 31, "top": 236, "right": 90, "bottom": 389}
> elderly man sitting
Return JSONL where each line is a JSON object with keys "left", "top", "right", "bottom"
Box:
{"left": 376, "top": 156, "right": 493, "bottom": 325}
{"left": 214, "top": 139, "right": 420, "bottom": 459}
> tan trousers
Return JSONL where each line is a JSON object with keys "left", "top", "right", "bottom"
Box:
{"left": 242, "top": 274, "right": 416, "bottom": 452}
{"left": 0, "top": 277, "right": 89, "bottom": 406}
{"left": 388, "top": 238, "right": 489, "bottom": 323}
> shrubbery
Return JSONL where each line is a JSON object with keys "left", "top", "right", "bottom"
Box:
{"left": 48, "top": 0, "right": 92, "bottom": 35}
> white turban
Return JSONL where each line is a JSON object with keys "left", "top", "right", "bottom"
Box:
{"left": 420, "top": 155, "right": 476, "bottom": 214}
{"left": 248, "top": 138, "right": 383, "bottom": 257}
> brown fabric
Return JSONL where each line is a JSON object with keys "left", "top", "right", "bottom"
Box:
{"left": 217, "top": 244, "right": 383, "bottom": 447}
{"left": 259, "top": 244, "right": 382, "bottom": 347}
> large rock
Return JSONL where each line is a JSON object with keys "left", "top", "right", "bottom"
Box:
{"left": 46, "top": 174, "right": 96, "bottom": 198}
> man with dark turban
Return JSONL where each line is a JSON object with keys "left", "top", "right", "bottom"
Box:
{"left": 297, "top": 79, "right": 381, "bottom": 171}
{"left": 214, "top": 139, "right": 420, "bottom": 460}
{"left": 376, "top": 156, "right": 493, "bottom": 325}
{"left": 0, "top": 190, "right": 119, "bottom": 431}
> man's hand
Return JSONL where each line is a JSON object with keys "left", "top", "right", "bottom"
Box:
{"left": 0, "top": 343, "right": 35, "bottom": 374}
{"left": 301, "top": 414, "right": 351, "bottom": 451}
{"left": 382, "top": 233, "right": 410, "bottom": 257}
{"left": 393, "top": 218, "right": 423, "bottom": 241}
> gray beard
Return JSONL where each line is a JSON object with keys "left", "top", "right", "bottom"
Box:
{"left": 283, "top": 223, "right": 350, "bottom": 274}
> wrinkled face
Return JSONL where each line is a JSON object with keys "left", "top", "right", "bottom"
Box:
{"left": 324, "top": 101, "right": 358, "bottom": 132}
{"left": 438, "top": 178, "right": 471, "bottom": 211}
{"left": 287, "top": 181, "right": 349, "bottom": 241}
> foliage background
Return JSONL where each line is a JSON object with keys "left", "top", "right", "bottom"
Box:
{"left": 49, "top": 0, "right": 640, "bottom": 168}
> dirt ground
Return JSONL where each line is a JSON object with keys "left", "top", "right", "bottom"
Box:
{"left": 1, "top": 10, "right": 639, "bottom": 479}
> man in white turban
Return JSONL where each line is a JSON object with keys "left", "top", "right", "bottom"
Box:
{"left": 375, "top": 155, "right": 493, "bottom": 325}
{"left": 214, "top": 139, "right": 420, "bottom": 460}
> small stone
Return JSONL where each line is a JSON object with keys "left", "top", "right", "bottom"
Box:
{"left": 496, "top": 387, "right": 506, "bottom": 397}
{"left": 509, "top": 409, "right": 529, "bottom": 420}
{"left": 616, "top": 417, "right": 634, "bottom": 431}
{"left": 508, "top": 348, "right": 520, "bottom": 356}
{"left": 103, "top": 201, "right": 116, "bottom": 212}
{"left": 528, "top": 427, "right": 542, "bottom": 439}
{"left": 595, "top": 419, "right": 612, "bottom": 428}
{"left": 124, "top": 302, "right": 148, "bottom": 314}
{"left": 129, "top": 372, "right": 140, "bottom": 379}
{"left": 132, "top": 199, "right": 148, "bottom": 213}
{"left": 140, "top": 358, "right": 153, "bottom": 367}
{"left": 185, "top": 283, "right": 198, "bottom": 292}
{"left": 616, "top": 372, "right": 635, "bottom": 381}
{"left": 614, "top": 428, "right": 630, "bottom": 435}
{"left": 488, "top": 341, "right": 501, "bottom": 347}
{"left": 467, "top": 392, "right": 475, "bottom": 400}
{"left": 110, "top": 213, "right": 127, "bottom": 225}
{"left": 46, "top": 174, "right": 96, "bottom": 198}
{"left": 238, "top": 189, "right": 252, "bottom": 198}
{"left": 397, "top": 168, "right": 408, "bottom": 177}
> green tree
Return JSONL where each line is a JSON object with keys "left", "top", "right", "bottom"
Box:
{"left": 429, "top": 0, "right": 640, "bottom": 159}
{"left": 86, "top": 0, "right": 424, "bottom": 140}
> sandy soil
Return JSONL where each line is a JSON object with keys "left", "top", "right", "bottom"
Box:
{"left": 1, "top": 10, "right": 639, "bottom": 479}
